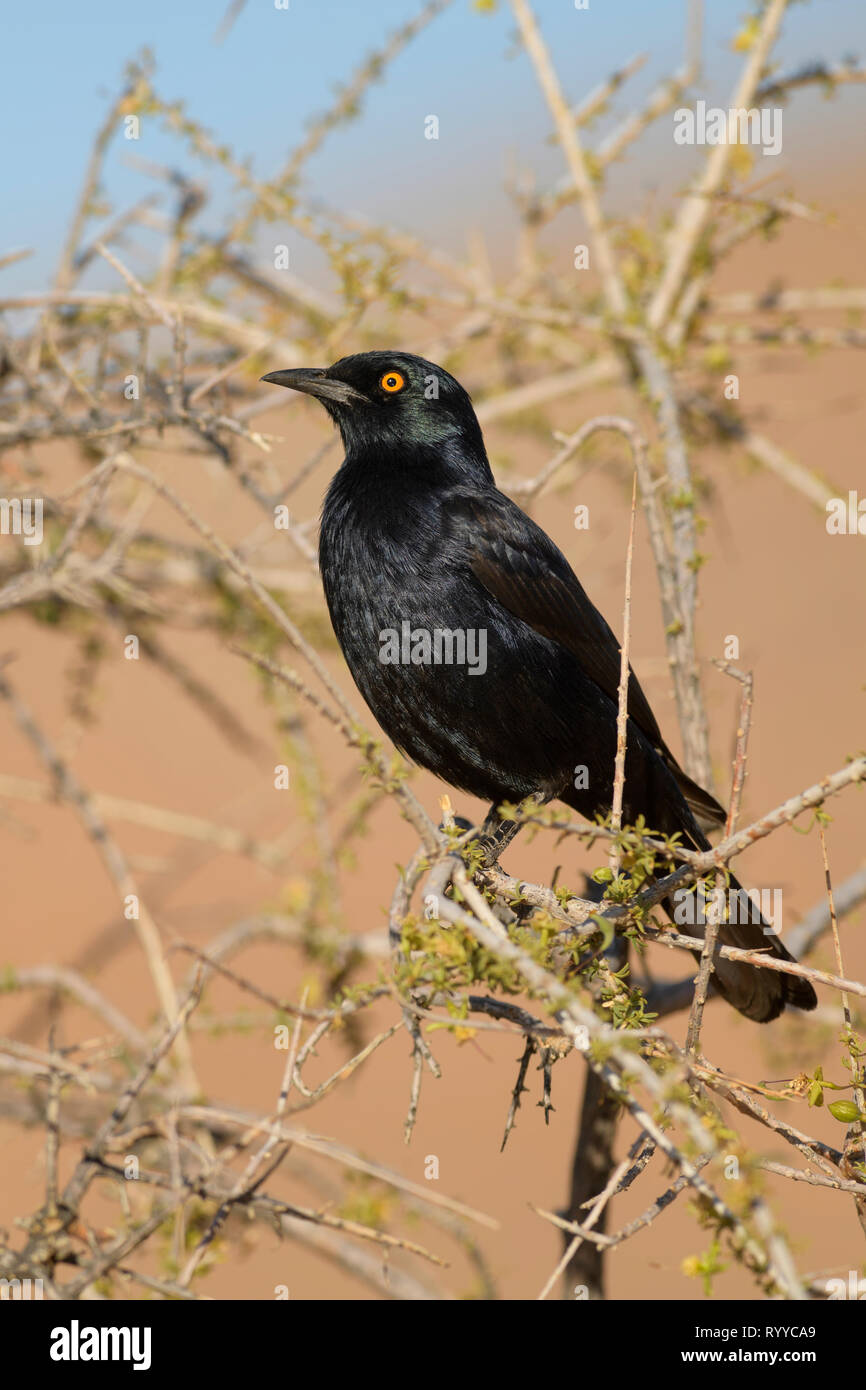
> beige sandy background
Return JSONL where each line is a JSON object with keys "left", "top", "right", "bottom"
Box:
{"left": 2, "top": 150, "right": 864, "bottom": 1298}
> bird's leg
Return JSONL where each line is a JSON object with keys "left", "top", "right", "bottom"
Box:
{"left": 444, "top": 795, "right": 547, "bottom": 927}
{"left": 475, "top": 806, "right": 523, "bottom": 865}
{"left": 474, "top": 790, "right": 548, "bottom": 867}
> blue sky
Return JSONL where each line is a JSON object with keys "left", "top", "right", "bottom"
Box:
{"left": 1, "top": 0, "right": 863, "bottom": 293}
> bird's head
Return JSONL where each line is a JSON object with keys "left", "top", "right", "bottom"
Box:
{"left": 261, "top": 351, "right": 490, "bottom": 477}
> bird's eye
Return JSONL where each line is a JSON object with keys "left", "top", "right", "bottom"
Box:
{"left": 379, "top": 370, "right": 405, "bottom": 394}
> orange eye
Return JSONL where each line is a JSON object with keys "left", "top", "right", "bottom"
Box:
{"left": 380, "top": 370, "right": 405, "bottom": 394}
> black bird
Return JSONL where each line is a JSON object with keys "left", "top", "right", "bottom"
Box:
{"left": 262, "top": 351, "right": 817, "bottom": 1023}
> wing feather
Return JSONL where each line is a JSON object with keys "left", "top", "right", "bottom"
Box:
{"left": 448, "top": 489, "right": 725, "bottom": 826}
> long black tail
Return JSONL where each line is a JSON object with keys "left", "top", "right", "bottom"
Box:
{"left": 662, "top": 828, "right": 817, "bottom": 1023}
{"left": 561, "top": 748, "right": 818, "bottom": 1022}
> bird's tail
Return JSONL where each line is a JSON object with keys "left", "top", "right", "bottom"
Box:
{"left": 660, "top": 837, "right": 817, "bottom": 1022}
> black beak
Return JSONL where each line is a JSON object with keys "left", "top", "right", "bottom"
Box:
{"left": 260, "top": 368, "right": 368, "bottom": 406}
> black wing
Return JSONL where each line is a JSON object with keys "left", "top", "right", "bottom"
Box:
{"left": 445, "top": 487, "right": 725, "bottom": 827}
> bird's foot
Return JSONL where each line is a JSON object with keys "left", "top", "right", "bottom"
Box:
{"left": 437, "top": 806, "right": 517, "bottom": 868}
